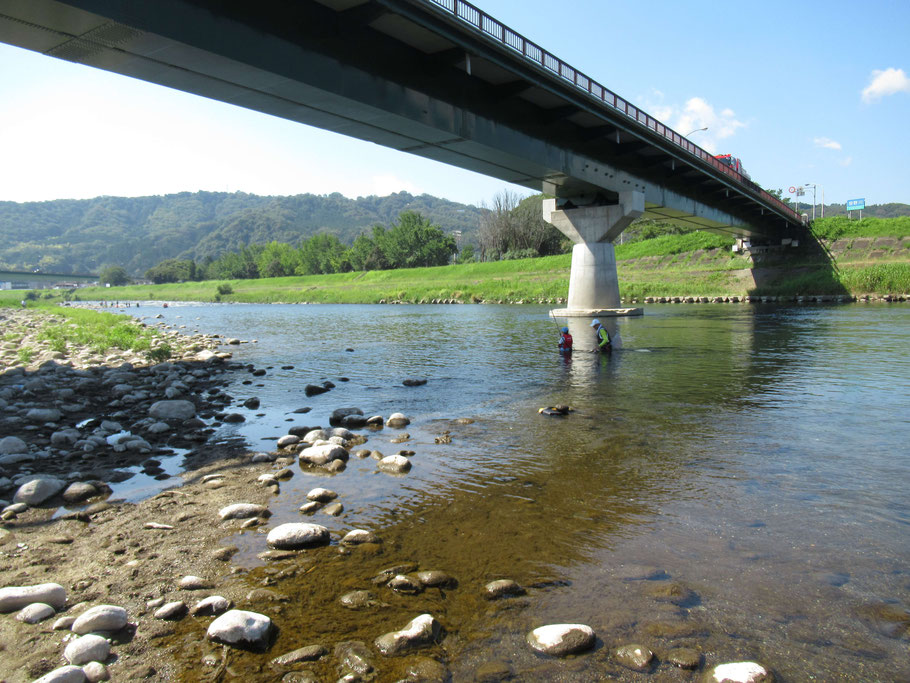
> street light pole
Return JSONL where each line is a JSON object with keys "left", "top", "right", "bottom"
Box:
{"left": 805, "top": 184, "right": 817, "bottom": 221}
{"left": 686, "top": 127, "right": 708, "bottom": 137}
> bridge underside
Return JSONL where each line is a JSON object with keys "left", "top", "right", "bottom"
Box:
{"left": 0, "top": 0, "right": 802, "bottom": 242}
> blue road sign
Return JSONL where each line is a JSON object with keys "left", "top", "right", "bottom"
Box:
{"left": 846, "top": 198, "right": 865, "bottom": 211}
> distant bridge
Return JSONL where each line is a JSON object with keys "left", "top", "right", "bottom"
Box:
{"left": 0, "top": 0, "right": 807, "bottom": 313}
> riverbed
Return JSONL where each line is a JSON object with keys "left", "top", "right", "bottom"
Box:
{"left": 102, "top": 300, "right": 906, "bottom": 681}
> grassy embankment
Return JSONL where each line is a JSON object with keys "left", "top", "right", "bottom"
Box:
{"left": 3, "top": 216, "right": 908, "bottom": 306}
{"left": 0, "top": 304, "right": 170, "bottom": 366}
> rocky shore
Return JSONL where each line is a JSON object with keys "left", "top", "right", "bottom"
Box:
{"left": 0, "top": 306, "right": 780, "bottom": 682}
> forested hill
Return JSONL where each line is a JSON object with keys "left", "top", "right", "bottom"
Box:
{"left": 0, "top": 191, "right": 484, "bottom": 276}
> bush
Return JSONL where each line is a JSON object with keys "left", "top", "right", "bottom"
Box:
{"left": 147, "top": 343, "right": 173, "bottom": 364}
{"left": 217, "top": 283, "right": 234, "bottom": 295}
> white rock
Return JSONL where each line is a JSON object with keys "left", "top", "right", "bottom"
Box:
{"left": 33, "top": 665, "right": 87, "bottom": 683}
{"left": 218, "top": 503, "right": 270, "bottom": 521}
{"left": 13, "top": 477, "right": 65, "bottom": 505}
{"left": 267, "top": 523, "right": 330, "bottom": 549}
{"left": 148, "top": 400, "right": 196, "bottom": 420}
{"left": 386, "top": 412, "right": 410, "bottom": 427}
{"left": 0, "top": 583, "right": 66, "bottom": 612}
{"left": 709, "top": 662, "right": 773, "bottom": 682}
{"left": 302, "top": 429, "right": 328, "bottom": 442}
{"left": 16, "top": 602, "right": 56, "bottom": 623}
{"left": 306, "top": 487, "right": 338, "bottom": 502}
{"left": 71, "top": 605, "right": 128, "bottom": 634}
{"left": 341, "top": 529, "right": 379, "bottom": 545}
{"left": 527, "top": 623, "right": 596, "bottom": 656}
{"left": 329, "top": 427, "right": 354, "bottom": 439}
{"left": 0, "top": 435, "right": 27, "bottom": 454}
{"left": 276, "top": 434, "right": 301, "bottom": 448}
{"left": 153, "top": 601, "right": 187, "bottom": 620}
{"left": 299, "top": 444, "right": 347, "bottom": 466}
{"left": 64, "top": 634, "right": 111, "bottom": 665}
{"left": 206, "top": 609, "right": 272, "bottom": 650}
{"left": 191, "top": 595, "right": 233, "bottom": 617}
{"left": 375, "top": 614, "right": 441, "bottom": 656}
{"left": 179, "top": 575, "right": 211, "bottom": 590}
{"left": 378, "top": 455, "right": 411, "bottom": 474}
{"left": 82, "top": 661, "right": 110, "bottom": 682}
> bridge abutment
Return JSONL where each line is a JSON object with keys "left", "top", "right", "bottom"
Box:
{"left": 544, "top": 192, "right": 645, "bottom": 319}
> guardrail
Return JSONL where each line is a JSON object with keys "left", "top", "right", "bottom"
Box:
{"left": 425, "top": 0, "right": 802, "bottom": 223}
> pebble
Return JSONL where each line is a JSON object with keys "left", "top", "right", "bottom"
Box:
{"left": 54, "top": 615, "right": 77, "bottom": 630}
{"left": 388, "top": 574, "right": 423, "bottom": 594}
{"left": 0, "top": 582, "right": 66, "bottom": 612}
{"left": 16, "top": 602, "right": 56, "bottom": 623}
{"left": 207, "top": 609, "right": 273, "bottom": 651}
{"left": 179, "top": 575, "right": 212, "bottom": 590}
{"left": 614, "top": 643, "right": 653, "bottom": 671}
{"left": 666, "top": 646, "right": 700, "bottom": 669}
{"left": 211, "top": 546, "right": 238, "bottom": 561}
{"left": 323, "top": 502, "right": 344, "bottom": 516}
{"left": 341, "top": 529, "right": 380, "bottom": 545}
{"left": 266, "top": 523, "right": 330, "bottom": 549}
{"left": 527, "top": 624, "right": 595, "bottom": 656}
{"left": 375, "top": 614, "right": 441, "bottom": 656}
{"left": 82, "top": 661, "right": 110, "bottom": 682}
{"left": 299, "top": 501, "right": 322, "bottom": 514}
{"left": 71, "top": 604, "right": 128, "bottom": 634}
{"left": 339, "top": 590, "right": 379, "bottom": 610}
{"left": 386, "top": 412, "right": 411, "bottom": 428}
{"left": 64, "top": 633, "right": 111, "bottom": 665}
{"left": 270, "top": 644, "right": 327, "bottom": 666}
{"left": 416, "top": 570, "right": 456, "bottom": 588}
{"left": 154, "top": 601, "right": 188, "bottom": 620}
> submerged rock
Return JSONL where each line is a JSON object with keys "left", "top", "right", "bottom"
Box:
{"left": 484, "top": 579, "right": 525, "bottom": 600}
{"left": 375, "top": 614, "right": 441, "bottom": 656}
{"left": 706, "top": 662, "right": 774, "bottom": 682}
{"left": 614, "top": 643, "right": 653, "bottom": 671}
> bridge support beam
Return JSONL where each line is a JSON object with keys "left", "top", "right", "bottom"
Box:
{"left": 544, "top": 192, "right": 645, "bottom": 320}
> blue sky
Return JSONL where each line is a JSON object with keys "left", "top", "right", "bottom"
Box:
{"left": 1, "top": 0, "right": 907, "bottom": 207}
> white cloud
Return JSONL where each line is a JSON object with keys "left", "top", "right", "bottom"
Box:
{"left": 814, "top": 137, "right": 842, "bottom": 150}
{"left": 673, "top": 97, "right": 746, "bottom": 154}
{"left": 861, "top": 67, "right": 910, "bottom": 103}
{"left": 839, "top": 156, "right": 853, "bottom": 167}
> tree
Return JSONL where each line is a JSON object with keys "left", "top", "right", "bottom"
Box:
{"left": 478, "top": 191, "right": 566, "bottom": 260}
{"left": 457, "top": 243, "right": 475, "bottom": 264}
{"left": 297, "top": 233, "right": 348, "bottom": 275}
{"left": 100, "top": 265, "right": 129, "bottom": 286}
{"left": 380, "top": 211, "right": 456, "bottom": 268}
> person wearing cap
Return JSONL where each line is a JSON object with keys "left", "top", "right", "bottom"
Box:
{"left": 558, "top": 326, "right": 573, "bottom": 353}
{"left": 590, "top": 318, "right": 611, "bottom": 353}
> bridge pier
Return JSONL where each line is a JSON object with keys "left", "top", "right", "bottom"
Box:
{"left": 544, "top": 192, "right": 645, "bottom": 319}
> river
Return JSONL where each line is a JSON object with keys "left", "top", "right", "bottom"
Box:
{"left": 134, "top": 301, "right": 910, "bottom": 680}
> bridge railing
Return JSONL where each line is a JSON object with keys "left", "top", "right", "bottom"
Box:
{"left": 426, "top": 0, "right": 801, "bottom": 223}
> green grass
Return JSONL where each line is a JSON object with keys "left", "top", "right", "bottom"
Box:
{"left": 810, "top": 216, "right": 910, "bottom": 241}
{"left": 35, "top": 305, "right": 158, "bottom": 354}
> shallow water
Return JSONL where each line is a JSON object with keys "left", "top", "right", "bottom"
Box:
{"left": 135, "top": 302, "right": 910, "bottom": 680}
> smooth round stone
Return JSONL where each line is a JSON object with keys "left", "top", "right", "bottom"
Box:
{"left": 149, "top": 400, "right": 196, "bottom": 420}
{"left": 666, "top": 647, "right": 700, "bottom": 669}
{"left": 299, "top": 501, "right": 322, "bottom": 514}
{"left": 179, "top": 575, "right": 212, "bottom": 590}
{"left": 54, "top": 616, "right": 77, "bottom": 630}
{"left": 267, "top": 523, "right": 330, "bottom": 549}
{"left": 341, "top": 529, "right": 379, "bottom": 545}
{"left": 62, "top": 482, "right": 98, "bottom": 503}
{"left": 322, "top": 502, "right": 344, "bottom": 516}
{"left": 0, "top": 583, "right": 66, "bottom": 612}
{"left": 13, "top": 477, "right": 65, "bottom": 505}
{"left": 386, "top": 412, "right": 411, "bottom": 428}
{"left": 277, "top": 434, "right": 301, "bottom": 448}
{"left": 82, "top": 661, "right": 110, "bottom": 682}
{"left": 33, "top": 665, "right": 87, "bottom": 683}
{"left": 416, "top": 570, "right": 455, "bottom": 588}
{"left": 388, "top": 574, "right": 423, "bottom": 594}
{"left": 64, "top": 633, "right": 111, "bottom": 665}
{"left": 16, "top": 602, "right": 56, "bottom": 623}
{"left": 153, "top": 601, "right": 188, "bottom": 620}
{"left": 302, "top": 429, "right": 328, "bottom": 442}
{"left": 270, "top": 644, "right": 328, "bottom": 666}
{"left": 484, "top": 579, "right": 525, "bottom": 599}
{"left": 614, "top": 643, "right": 653, "bottom": 671}
{"left": 71, "top": 604, "right": 128, "bottom": 634}
{"left": 218, "top": 503, "right": 270, "bottom": 521}
{"left": 306, "top": 487, "right": 337, "bottom": 502}
{"left": 707, "top": 662, "right": 774, "bottom": 682}
{"left": 191, "top": 595, "right": 233, "bottom": 617}
{"left": 377, "top": 454, "right": 411, "bottom": 474}
{"left": 299, "top": 444, "right": 348, "bottom": 466}
{"left": 339, "top": 590, "right": 378, "bottom": 609}
{"left": 527, "top": 624, "right": 595, "bottom": 656}
{"left": 207, "top": 609, "right": 272, "bottom": 651}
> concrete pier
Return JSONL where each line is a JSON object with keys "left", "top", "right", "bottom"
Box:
{"left": 544, "top": 192, "right": 645, "bottom": 318}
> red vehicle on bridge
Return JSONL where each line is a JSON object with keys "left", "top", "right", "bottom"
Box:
{"left": 714, "top": 154, "right": 751, "bottom": 180}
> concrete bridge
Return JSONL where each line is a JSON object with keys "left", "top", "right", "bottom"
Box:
{"left": 0, "top": 0, "right": 806, "bottom": 317}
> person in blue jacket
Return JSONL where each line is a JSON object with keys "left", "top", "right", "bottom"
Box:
{"left": 590, "top": 318, "right": 611, "bottom": 353}
{"left": 558, "top": 326, "right": 573, "bottom": 352}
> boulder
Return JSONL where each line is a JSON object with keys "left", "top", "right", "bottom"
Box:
{"left": 299, "top": 444, "right": 347, "bottom": 466}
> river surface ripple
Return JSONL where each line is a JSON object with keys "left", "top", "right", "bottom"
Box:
{"left": 137, "top": 302, "right": 910, "bottom": 681}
